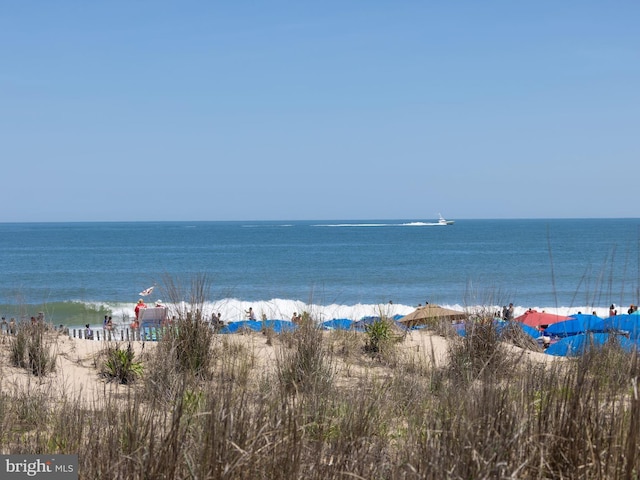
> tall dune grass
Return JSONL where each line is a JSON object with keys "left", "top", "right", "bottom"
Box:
{"left": 2, "top": 281, "right": 640, "bottom": 478}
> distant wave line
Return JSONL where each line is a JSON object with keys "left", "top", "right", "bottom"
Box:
{"left": 21, "top": 298, "right": 617, "bottom": 327}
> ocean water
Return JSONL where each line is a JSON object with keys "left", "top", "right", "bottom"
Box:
{"left": 0, "top": 219, "right": 639, "bottom": 329}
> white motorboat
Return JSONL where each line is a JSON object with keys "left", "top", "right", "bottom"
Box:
{"left": 438, "top": 214, "right": 454, "bottom": 225}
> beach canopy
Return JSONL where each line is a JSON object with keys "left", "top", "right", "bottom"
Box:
{"left": 543, "top": 314, "right": 604, "bottom": 338}
{"left": 321, "top": 318, "right": 354, "bottom": 330}
{"left": 262, "top": 320, "right": 298, "bottom": 333}
{"left": 496, "top": 320, "right": 542, "bottom": 340}
{"left": 515, "top": 310, "right": 571, "bottom": 328}
{"left": 398, "top": 304, "right": 467, "bottom": 328}
{"left": 352, "top": 316, "right": 410, "bottom": 333}
{"left": 594, "top": 314, "right": 640, "bottom": 339}
{"left": 457, "top": 319, "right": 541, "bottom": 341}
{"left": 545, "top": 333, "right": 637, "bottom": 357}
{"left": 218, "top": 320, "right": 263, "bottom": 334}
{"left": 218, "top": 319, "right": 298, "bottom": 334}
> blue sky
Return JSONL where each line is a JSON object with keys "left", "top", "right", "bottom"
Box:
{"left": 2, "top": 1, "right": 638, "bottom": 222}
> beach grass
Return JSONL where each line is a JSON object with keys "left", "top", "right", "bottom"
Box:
{"left": 1, "top": 309, "right": 640, "bottom": 478}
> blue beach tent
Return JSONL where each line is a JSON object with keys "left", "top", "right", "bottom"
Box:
{"left": 595, "top": 314, "right": 640, "bottom": 339}
{"left": 261, "top": 319, "right": 298, "bottom": 333}
{"left": 457, "top": 320, "right": 540, "bottom": 341}
{"left": 218, "top": 320, "right": 263, "bottom": 334}
{"left": 545, "top": 333, "right": 637, "bottom": 357}
{"left": 352, "top": 316, "right": 410, "bottom": 333}
{"left": 494, "top": 320, "right": 541, "bottom": 340}
{"left": 352, "top": 316, "right": 381, "bottom": 332}
{"left": 321, "top": 318, "right": 355, "bottom": 330}
{"left": 451, "top": 322, "right": 466, "bottom": 336}
{"left": 219, "top": 319, "right": 297, "bottom": 335}
{"left": 543, "top": 314, "right": 604, "bottom": 338}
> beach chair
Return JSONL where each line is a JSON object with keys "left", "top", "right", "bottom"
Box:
{"left": 139, "top": 307, "right": 168, "bottom": 341}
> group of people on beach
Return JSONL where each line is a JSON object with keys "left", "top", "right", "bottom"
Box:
{"left": 103, "top": 315, "right": 114, "bottom": 330}
{"left": 500, "top": 303, "right": 515, "bottom": 320}
{"left": 0, "top": 316, "right": 17, "bottom": 335}
{"left": 609, "top": 303, "right": 638, "bottom": 317}
{"left": 1, "top": 313, "right": 46, "bottom": 335}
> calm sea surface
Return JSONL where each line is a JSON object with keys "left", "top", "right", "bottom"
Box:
{"left": 1, "top": 219, "right": 639, "bottom": 327}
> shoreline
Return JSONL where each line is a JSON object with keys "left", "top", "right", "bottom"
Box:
{"left": 1, "top": 300, "right": 630, "bottom": 334}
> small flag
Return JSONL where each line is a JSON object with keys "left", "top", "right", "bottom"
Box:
{"left": 139, "top": 286, "right": 155, "bottom": 296}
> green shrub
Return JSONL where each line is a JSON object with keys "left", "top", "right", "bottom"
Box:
{"left": 364, "top": 318, "right": 390, "bottom": 354}
{"left": 101, "top": 343, "right": 143, "bottom": 384}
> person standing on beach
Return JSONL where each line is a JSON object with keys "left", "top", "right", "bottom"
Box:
{"left": 84, "top": 323, "right": 94, "bottom": 340}
{"left": 506, "top": 303, "right": 514, "bottom": 320}
{"left": 135, "top": 299, "right": 147, "bottom": 319}
{"left": 246, "top": 307, "right": 256, "bottom": 320}
{"left": 212, "top": 312, "right": 223, "bottom": 328}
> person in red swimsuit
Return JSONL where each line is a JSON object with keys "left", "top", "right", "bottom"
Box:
{"left": 134, "top": 298, "right": 147, "bottom": 319}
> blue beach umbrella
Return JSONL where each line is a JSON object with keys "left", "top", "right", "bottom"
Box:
{"left": 596, "top": 314, "right": 640, "bottom": 339}
{"left": 543, "top": 314, "right": 604, "bottom": 338}
{"left": 452, "top": 322, "right": 467, "bottom": 336}
{"left": 352, "top": 316, "right": 410, "bottom": 333}
{"left": 545, "top": 333, "right": 637, "bottom": 357}
{"left": 261, "top": 319, "right": 298, "bottom": 333}
{"left": 494, "top": 320, "right": 542, "bottom": 339}
{"left": 321, "top": 318, "right": 355, "bottom": 330}
{"left": 352, "top": 316, "right": 381, "bottom": 331}
{"left": 457, "top": 320, "right": 541, "bottom": 340}
{"left": 218, "top": 320, "right": 263, "bottom": 334}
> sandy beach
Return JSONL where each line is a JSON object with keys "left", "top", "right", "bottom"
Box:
{"left": 0, "top": 326, "right": 556, "bottom": 406}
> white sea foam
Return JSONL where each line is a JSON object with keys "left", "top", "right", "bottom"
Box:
{"left": 94, "top": 298, "right": 616, "bottom": 329}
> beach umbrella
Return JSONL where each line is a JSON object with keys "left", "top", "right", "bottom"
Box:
{"left": 495, "top": 320, "right": 542, "bottom": 340}
{"left": 545, "top": 333, "right": 637, "bottom": 357}
{"left": 398, "top": 304, "right": 467, "bottom": 328}
{"left": 543, "top": 314, "right": 604, "bottom": 338}
{"left": 261, "top": 319, "right": 298, "bottom": 333}
{"left": 514, "top": 310, "right": 571, "bottom": 328}
{"left": 595, "top": 314, "right": 640, "bottom": 339}
{"left": 457, "top": 319, "right": 541, "bottom": 341}
{"left": 352, "top": 316, "right": 410, "bottom": 333}
{"left": 321, "top": 319, "right": 354, "bottom": 330}
{"left": 218, "top": 320, "right": 263, "bottom": 334}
